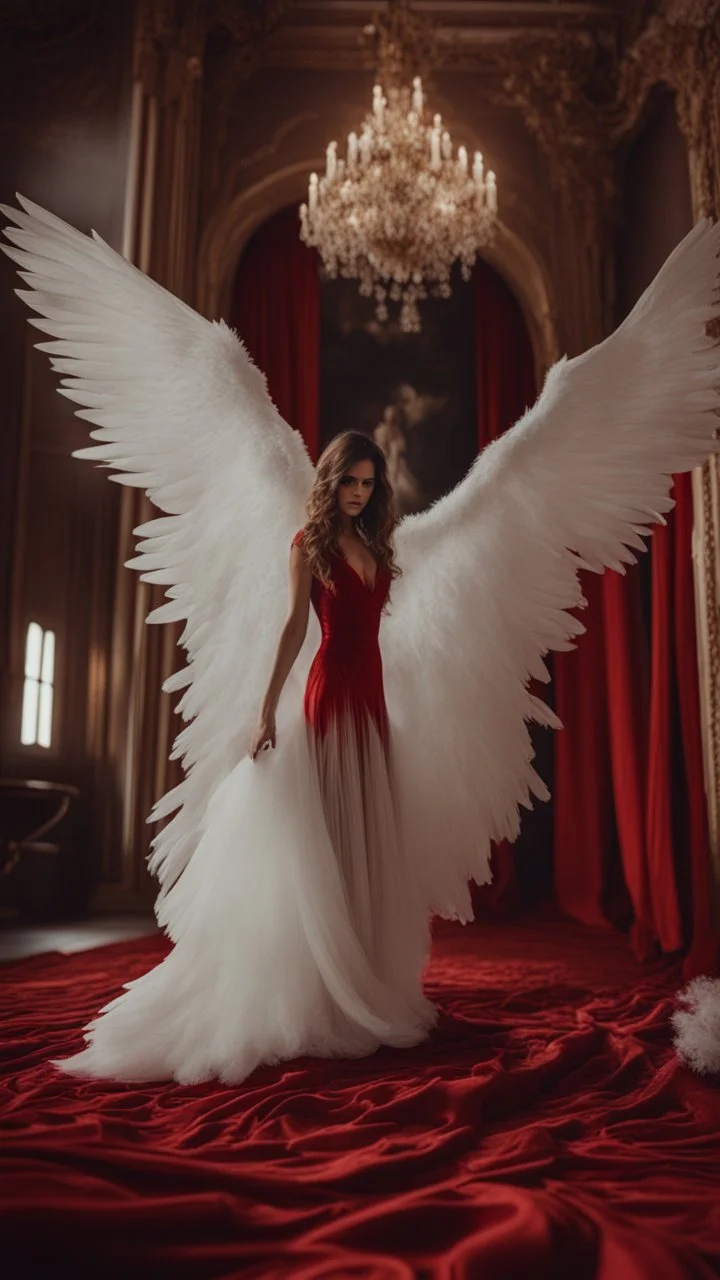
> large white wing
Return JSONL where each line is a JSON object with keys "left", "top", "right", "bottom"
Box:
{"left": 1, "top": 195, "right": 316, "bottom": 916}
{"left": 381, "top": 217, "right": 720, "bottom": 923}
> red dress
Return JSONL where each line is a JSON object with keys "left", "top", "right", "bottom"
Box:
{"left": 291, "top": 529, "right": 433, "bottom": 1020}
{"left": 292, "top": 528, "right": 390, "bottom": 748}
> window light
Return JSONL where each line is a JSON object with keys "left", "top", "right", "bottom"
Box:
{"left": 21, "top": 623, "right": 55, "bottom": 747}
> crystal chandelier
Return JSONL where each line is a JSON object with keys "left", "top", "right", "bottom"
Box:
{"left": 299, "top": 1, "right": 498, "bottom": 333}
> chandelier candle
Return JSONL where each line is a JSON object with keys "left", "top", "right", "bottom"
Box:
{"left": 300, "top": 74, "right": 498, "bottom": 332}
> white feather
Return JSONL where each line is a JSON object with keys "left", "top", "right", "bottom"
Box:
{"left": 672, "top": 977, "right": 720, "bottom": 1074}
{"left": 1, "top": 194, "right": 317, "bottom": 919}
{"left": 382, "top": 217, "right": 720, "bottom": 921}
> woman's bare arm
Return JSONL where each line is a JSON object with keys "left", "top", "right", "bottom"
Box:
{"left": 250, "top": 543, "right": 312, "bottom": 759}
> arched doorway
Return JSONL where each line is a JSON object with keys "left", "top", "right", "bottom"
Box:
{"left": 231, "top": 204, "right": 538, "bottom": 480}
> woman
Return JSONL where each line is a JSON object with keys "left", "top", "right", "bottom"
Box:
{"left": 4, "top": 196, "right": 720, "bottom": 1083}
{"left": 250, "top": 429, "right": 437, "bottom": 1038}
{"left": 51, "top": 432, "right": 436, "bottom": 1085}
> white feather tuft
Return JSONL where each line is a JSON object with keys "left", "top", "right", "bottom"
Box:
{"left": 671, "top": 977, "right": 720, "bottom": 1075}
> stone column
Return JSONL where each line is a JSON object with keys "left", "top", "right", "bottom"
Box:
{"left": 95, "top": 0, "right": 205, "bottom": 909}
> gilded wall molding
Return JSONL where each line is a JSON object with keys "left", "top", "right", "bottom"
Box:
{"left": 618, "top": 3, "right": 720, "bottom": 215}
{"left": 487, "top": 31, "right": 620, "bottom": 371}
{"left": 491, "top": 32, "right": 621, "bottom": 256}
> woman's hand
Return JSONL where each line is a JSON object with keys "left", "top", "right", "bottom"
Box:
{"left": 250, "top": 711, "right": 276, "bottom": 760}
{"left": 251, "top": 541, "right": 311, "bottom": 763}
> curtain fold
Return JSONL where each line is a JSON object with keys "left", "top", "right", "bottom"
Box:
{"left": 667, "top": 473, "right": 718, "bottom": 978}
{"left": 472, "top": 259, "right": 538, "bottom": 914}
{"left": 646, "top": 517, "right": 685, "bottom": 952}
{"left": 602, "top": 569, "right": 653, "bottom": 952}
{"left": 553, "top": 417, "right": 715, "bottom": 970}
{"left": 553, "top": 574, "right": 617, "bottom": 928}
{"left": 231, "top": 205, "right": 320, "bottom": 461}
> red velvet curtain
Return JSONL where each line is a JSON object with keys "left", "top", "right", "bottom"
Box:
{"left": 670, "top": 475, "right": 718, "bottom": 975}
{"left": 474, "top": 260, "right": 537, "bottom": 452}
{"left": 472, "top": 258, "right": 716, "bottom": 974}
{"left": 231, "top": 205, "right": 320, "bottom": 461}
{"left": 472, "top": 259, "right": 537, "bottom": 913}
{"left": 553, "top": 400, "right": 716, "bottom": 974}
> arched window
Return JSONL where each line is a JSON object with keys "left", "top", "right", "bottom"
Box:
{"left": 21, "top": 622, "right": 55, "bottom": 748}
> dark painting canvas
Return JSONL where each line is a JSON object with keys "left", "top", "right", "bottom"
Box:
{"left": 320, "top": 265, "right": 477, "bottom": 517}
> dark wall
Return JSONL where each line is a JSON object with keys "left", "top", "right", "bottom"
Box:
{"left": 614, "top": 90, "right": 693, "bottom": 643}
{"left": 0, "top": 2, "right": 134, "bottom": 867}
{"left": 615, "top": 90, "right": 693, "bottom": 322}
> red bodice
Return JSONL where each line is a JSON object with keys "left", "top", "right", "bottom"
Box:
{"left": 291, "top": 530, "right": 391, "bottom": 743}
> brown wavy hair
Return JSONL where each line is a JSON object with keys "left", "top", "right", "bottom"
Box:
{"left": 301, "top": 431, "right": 401, "bottom": 598}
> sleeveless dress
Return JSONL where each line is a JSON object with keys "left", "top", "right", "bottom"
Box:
{"left": 52, "top": 531, "right": 436, "bottom": 1085}
{"left": 295, "top": 528, "right": 403, "bottom": 978}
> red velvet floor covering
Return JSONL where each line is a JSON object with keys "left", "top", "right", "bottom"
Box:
{"left": 1, "top": 915, "right": 719, "bottom": 1280}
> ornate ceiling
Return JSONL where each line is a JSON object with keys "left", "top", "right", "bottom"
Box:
{"left": 251, "top": 1, "right": 644, "bottom": 69}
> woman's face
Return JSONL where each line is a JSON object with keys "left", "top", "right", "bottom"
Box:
{"left": 336, "top": 457, "right": 376, "bottom": 521}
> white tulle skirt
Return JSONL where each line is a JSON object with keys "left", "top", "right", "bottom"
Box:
{"left": 53, "top": 706, "right": 437, "bottom": 1084}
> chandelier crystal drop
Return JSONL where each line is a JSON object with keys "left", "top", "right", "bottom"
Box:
{"left": 300, "top": 61, "right": 498, "bottom": 333}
